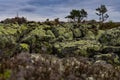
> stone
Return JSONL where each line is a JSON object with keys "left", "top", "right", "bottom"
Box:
{"left": 53, "top": 40, "right": 101, "bottom": 57}
{"left": 99, "top": 27, "right": 120, "bottom": 46}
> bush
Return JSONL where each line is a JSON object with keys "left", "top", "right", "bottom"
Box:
{"left": 100, "top": 21, "right": 120, "bottom": 30}
{"left": 0, "top": 53, "right": 120, "bottom": 80}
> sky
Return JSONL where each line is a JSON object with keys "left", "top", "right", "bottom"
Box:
{"left": 0, "top": 0, "right": 120, "bottom": 22}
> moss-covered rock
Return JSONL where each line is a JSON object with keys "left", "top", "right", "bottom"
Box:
{"left": 99, "top": 27, "right": 120, "bottom": 46}
{"left": 41, "top": 42, "right": 53, "bottom": 54}
{"left": 101, "top": 46, "right": 120, "bottom": 53}
{"left": 53, "top": 40, "right": 101, "bottom": 57}
{"left": 94, "top": 53, "right": 120, "bottom": 65}
{"left": 73, "top": 28, "right": 82, "bottom": 38}
{"left": 46, "top": 30, "right": 55, "bottom": 38}
{"left": 84, "top": 30, "right": 96, "bottom": 39}
{"left": 51, "top": 26, "right": 73, "bottom": 41}
{"left": 53, "top": 27, "right": 66, "bottom": 37}
{"left": 63, "top": 31, "right": 73, "bottom": 40}
{"left": 95, "top": 30, "right": 105, "bottom": 40}
{"left": 31, "top": 28, "right": 46, "bottom": 37}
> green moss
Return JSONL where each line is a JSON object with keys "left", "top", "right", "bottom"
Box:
{"left": 95, "top": 30, "right": 105, "bottom": 40}
{"left": 42, "top": 42, "right": 53, "bottom": 54}
{"left": 102, "top": 46, "right": 120, "bottom": 53}
{"left": 0, "top": 69, "right": 11, "bottom": 79}
{"left": 42, "top": 25, "right": 51, "bottom": 29}
{"left": 85, "top": 30, "right": 95, "bottom": 39}
{"left": 63, "top": 31, "right": 73, "bottom": 40}
{"left": 20, "top": 43, "right": 29, "bottom": 52}
{"left": 54, "top": 40, "right": 101, "bottom": 57}
{"left": 4, "top": 70, "right": 11, "bottom": 79}
{"left": 57, "top": 27, "right": 67, "bottom": 36}
{"left": 73, "top": 28, "right": 81, "bottom": 38}
{"left": 46, "top": 30, "right": 55, "bottom": 38}
{"left": 57, "top": 36, "right": 65, "bottom": 41}
{"left": 75, "top": 49, "right": 88, "bottom": 57}
{"left": 31, "top": 29, "right": 46, "bottom": 36}
{"left": 6, "top": 28, "right": 17, "bottom": 35}
{"left": 114, "top": 55, "right": 120, "bottom": 64}
{"left": 99, "top": 27, "right": 120, "bottom": 46}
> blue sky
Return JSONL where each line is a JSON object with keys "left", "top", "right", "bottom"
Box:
{"left": 0, "top": 0, "right": 120, "bottom": 21}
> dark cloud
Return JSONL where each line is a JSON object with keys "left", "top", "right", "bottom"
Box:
{"left": 0, "top": 8, "right": 6, "bottom": 12}
{"left": 28, "top": 0, "right": 69, "bottom": 6}
{"left": 20, "top": 8, "right": 36, "bottom": 12}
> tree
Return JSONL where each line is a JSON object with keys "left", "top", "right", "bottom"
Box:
{"left": 65, "top": 9, "right": 79, "bottom": 22}
{"left": 65, "top": 9, "right": 87, "bottom": 23}
{"left": 54, "top": 18, "right": 60, "bottom": 25}
{"left": 45, "top": 19, "right": 50, "bottom": 25}
{"left": 96, "top": 5, "right": 109, "bottom": 23}
{"left": 1, "top": 17, "right": 27, "bottom": 24}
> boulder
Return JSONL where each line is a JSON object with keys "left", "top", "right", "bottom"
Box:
{"left": 94, "top": 53, "right": 120, "bottom": 65}
{"left": 51, "top": 27, "right": 73, "bottom": 41}
{"left": 84, "top": 30, "right": 96, "bottom": 40}
{"left": 53, "top": 40, "right": 101, "bottom": 57}
{"left": 72, "top": 28, "right": 82, "bottom": 38}
{"left": 99, "top": 27, "right": 120, "bottom": 46}
{"left": 101, "top": 46, "right": 120, "bottom": 53}
{"left": 95, "top": 30, "right": 105, "bottom": 40}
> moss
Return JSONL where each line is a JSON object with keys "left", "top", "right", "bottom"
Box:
{"left": 73, "top": 28, "right": 82, "bottom": 38}
{"left": 20, "top": 43, "right": 29, "bottom": 52}
{"left": 63, "top": 31, "right": 73, "bottom": 40}
{"left": 75, "top": 49, "right": 88, "bottom": 57}
{"left": 46, "top": 30, "right": 55, "bottom": 38}
{"left": 56, "top": 36, "right": 66, "bottom": 42}
{"left": 54, "top": 40, "right": 101, "bottom": 57}
{"left": 95, "top": 30, "right": 105, "bottom": 40}
{"left": 4, "top": 70, "right": 11, "bottom": 79}
{"left": 1, "top": 24, "right": 18, "bottom": 35}
{"left": 85, "top": 30, "right": 95, "bottom": 39}
{"left": 57, "top": 27, "right": 66, "bottom": 35}
{"left": 0, "top": 35, "right": 16, "bottom": 52}
{"left": 99, "top": 27, "right": 120, "bottom": 46}
{"left": 31, "top": 29, "right": 46, "bottom": 36}
{"left": 0, "top": 69, "right": 11, "bottom": 79}
{"left": 41, "top": 42, "right": 53, "bottom": 54}
{"left": 94, "top": 53, "right": 120, "bottom": 65}
{"left": 95, "top": 54, "right": 112, "bottom": 58}
{"left": 114, "top": 55, "right": 120, "bottom": 64}
{"left": 102, "top": 46, "right": 120, "bottom": 53}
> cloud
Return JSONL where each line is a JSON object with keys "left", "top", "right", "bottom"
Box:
{"left": 0, "top": 0, "right": 120, "bottom": 22}
{"left": 20, "top": 8, "right": 36, "bottom": 13}
{"left": 28, "top": 0, "right": 69, "bottom": 6}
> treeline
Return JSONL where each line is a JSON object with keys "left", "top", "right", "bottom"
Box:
{"left": 65, "top": 4, "right": 109, "bottom": 23}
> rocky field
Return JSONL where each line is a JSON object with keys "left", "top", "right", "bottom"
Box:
{"left": 0, "top": 21, "right": 120, "bottom": 80}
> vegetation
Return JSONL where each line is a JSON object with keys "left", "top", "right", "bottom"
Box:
{"left": 1, "top": 17, "right": 27, "bottom": 25}
{"left": 0, "top": 4, "right": 120, "bottom": 80}
{"left": 65, "top": 9, "right": 87, "bottom": 23}
{"left": 96, "top": 5, "right": 109, "bottom": 23}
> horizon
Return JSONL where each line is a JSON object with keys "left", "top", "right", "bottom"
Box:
{"left": 0, "top": 0, "right": 120, "bottom": 22}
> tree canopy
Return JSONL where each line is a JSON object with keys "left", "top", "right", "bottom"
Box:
{"left": 96, "top": 5, "right": 109, "bottom": 23}
{"left": 65, "top": 9, "right": 87, "bottom": 23}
